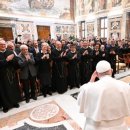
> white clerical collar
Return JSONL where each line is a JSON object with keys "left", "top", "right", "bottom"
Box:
{"left": 0, "top": 50, "right": 6, "bottom": 53}
{"left": 71, "top": 51, "right": 76, "bottom": 53}
{"left": 83, "top": 47, "right": 88, "bottom": 49}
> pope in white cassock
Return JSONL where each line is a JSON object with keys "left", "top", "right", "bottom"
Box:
{"left": 78, "top": 60, "right": 130, "bottom": 130}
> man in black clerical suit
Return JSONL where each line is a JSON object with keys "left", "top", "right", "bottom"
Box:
{"left": 35, "top": 42, "right": 52, "bottom": 97}
{"left": 0, "top": 40, "right": 20, "bottom": 113}
{"left": 66, "top": 43, "right": 80, "bottom": 89}
{"left": 100, "top": 44, "right": 108, "bottom": 61}
{"left": 51, "top": 41, "right": 67, "bottom": 94}
{"left": 79, "top": 41, "right": 93, "bottom": 85}
{"left": 92, "top": 44, "right": 102, "bottom": 72}
{"left": 107, "top": 40, "right": 117, "bottom": 77}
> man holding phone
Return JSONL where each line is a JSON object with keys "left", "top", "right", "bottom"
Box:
{"left": 78, "top": 60, "right": 130, "bottom": 130}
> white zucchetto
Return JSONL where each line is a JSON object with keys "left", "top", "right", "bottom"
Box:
{"left": 96, "top": 60, "right": 111, "bottom": 73}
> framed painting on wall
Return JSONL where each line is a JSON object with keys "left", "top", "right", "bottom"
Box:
{"left": 111, "top": 21, "right": 120, "bottom": 30}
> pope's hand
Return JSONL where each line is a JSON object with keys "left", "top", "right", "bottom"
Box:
{"left": 90, "top": 71, "right": 98, "bottom": 82}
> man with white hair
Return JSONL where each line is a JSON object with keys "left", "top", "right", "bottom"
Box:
{"left": 51, "top": 41, "right": 67, "bottom": 94}
{"left": 7, "top": 41, "right": 20, "bottom": 56}
{"left": 0, "top": 39, "right": 21, "bottom": 113}
{"left": 18, "top": 44, "right": 37, "bottom": 103}
{"left": 78, "top": 60, "right": 130, "bottom": 130}
{"left": 35, "top": 42, "right": 52, "bottom": 97}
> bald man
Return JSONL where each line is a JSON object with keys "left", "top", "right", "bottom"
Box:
{"left": 78, "top": 60, "right": 130, "bottom": 130}
{"left": 51, "top": 41, "right": 67, "bottom": 94}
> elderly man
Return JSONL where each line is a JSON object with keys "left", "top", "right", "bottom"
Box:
{"left": 79, "top": 40, "right": 93, "bottom": 85}
{"left": 7, "top": 41, "right": 20, "bottom": 56}
{"left": 0, "top": 39, "right": 20, "bottom": 113}
{"left": 18, "top": 45, "right": 37, "bottom": 103}
{"left": 78, "top": 60, "right": 130, "bottom": 130}
{"left": 51, "top": 41, "right": 67, "bottom": 94}
{"left": 35, "top": 42, "right": 52, "bottom": 97}
{"left": 66, "top": 43, "right": 80, "bottom": 89}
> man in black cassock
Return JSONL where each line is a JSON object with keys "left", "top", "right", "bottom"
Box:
{"left": 92, "top": 44, "right": 102, "bottom": 72}
{"left": 107, "top": 41, "right": 117, "bottom": 77}
{"left": 66, "top": 43, "right": 80, "bottom": 89}
{"left": 35, "top": 43, "right": 52, "bottom": 97}
{"left": 51, "top": 41, "right": 67, "bottom": 94}
{"left": 79, "top": 41, "right": 93, "bottom": 85}
{"left": 0, "top": 40, "right": 21, "bottom": 113}
{"left": 100, "top": 44, "right": 108, "bottom": 61}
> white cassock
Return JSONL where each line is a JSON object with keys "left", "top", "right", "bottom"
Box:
{"left": 78, "top": 75, "right": 130, "bottom": 130}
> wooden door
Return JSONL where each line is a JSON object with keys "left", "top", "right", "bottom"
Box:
{"left": 37, "top": 26, "right": 50, "bottom": 40}
{"left": 0, "top": 27, "right": 13, "bottom": 41}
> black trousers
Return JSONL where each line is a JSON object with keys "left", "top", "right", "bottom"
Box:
{"left": 21, "top": 75, "right": 36, "bottom": 100}
{"left": 41, "top": 85, "right": 50, "bottom": 95}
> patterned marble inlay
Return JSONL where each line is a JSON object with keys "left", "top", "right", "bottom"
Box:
{"left": 30, "top": 104, "right": 59, "bottom": 121}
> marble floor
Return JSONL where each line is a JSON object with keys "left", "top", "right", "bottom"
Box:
{"left": 0, "top": 95, "right": 84, "bottom": 130}
{"left": 0, "top": 69, "right": 130, "bottom": 130}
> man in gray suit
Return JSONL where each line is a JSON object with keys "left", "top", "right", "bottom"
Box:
{"left": 19, "top": 45, "right": 37, "bottom": 103}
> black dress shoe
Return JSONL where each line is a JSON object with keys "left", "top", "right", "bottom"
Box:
{"left": 13, "top": 104, "right": 20, "bottom": 108}
{"left": 43, "top": 94, "right": 47, "bottom": 97}
{"left": 3, "top": 108, "right": 9, "bottom": 113}
{"left": 32, "top": 97, "right": 37, "bottom": 100}
{"left": 76, "top": 85, "right": 80, "bottom": 88}
{"left": 47, "top": 92, "right": 52, "bottom": 96}
{"left": 26, "top": 99, "right": 30, "bottom": 103}
{"left": 70, "top": 86, "right": 74, "bottom": 89}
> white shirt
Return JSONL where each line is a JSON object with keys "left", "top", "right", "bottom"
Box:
{"left": 78, "top": 75, "right": 130, "bottom": 130}
{"left": 34, "top": 47, "right": 39, "bottom": 53}
{"left": 13, "top": 51, "right": 18, "bottom": 56}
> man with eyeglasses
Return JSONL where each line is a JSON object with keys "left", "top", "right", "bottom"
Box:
{"left": 0, "top": 39, "right": 21, "bottom": 113}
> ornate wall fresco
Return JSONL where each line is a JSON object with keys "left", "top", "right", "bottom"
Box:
{"left": 108, "top": 17, "right": 122, "bottom": 40}
{"left": 76, "top": 0, "right": 104, "bottom": 16}
{"left": 112, "top": 0, "right": 122, "bottom": 7}
{"left": 86, "top": 23, "right": 94, "bottom": 38}
{"left": 0, "top": 0, "right": 72, "bottom": 20}
{"left": 16, "top": 21, "right": 34, "bottom": 42}
{"left": 75, "top": 0, "right": 127, "bottom": 17}
{"left": 55, "top": 24, "right": 76, "bottom": 40}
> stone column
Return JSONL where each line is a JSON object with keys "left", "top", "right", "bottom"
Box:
{"left": 50, "top": 24, "right": 55, "bottom": 39}
{"left": 124, "top": 12, "right": 130, "bottom": 40}
{"left": 32, "top": 23, "right": 38, "bottom": 40}
{"left": 107, "top": 17, "right": 110, "bottom": 39}
{"left": 76, "top": 22, "right": 80, "bottom": 38}
{"left": 97, "top": 18, "right": 101, "bottom": 38}
{"left": 94, "top": 18, "right": 98, "bottom": 37}
{"left": 121, "top": 12, "right": 127, "bottom": 39}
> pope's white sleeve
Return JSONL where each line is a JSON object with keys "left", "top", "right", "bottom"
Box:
{"left": 77, "top": 84, "right": 89, "bottom": 113}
